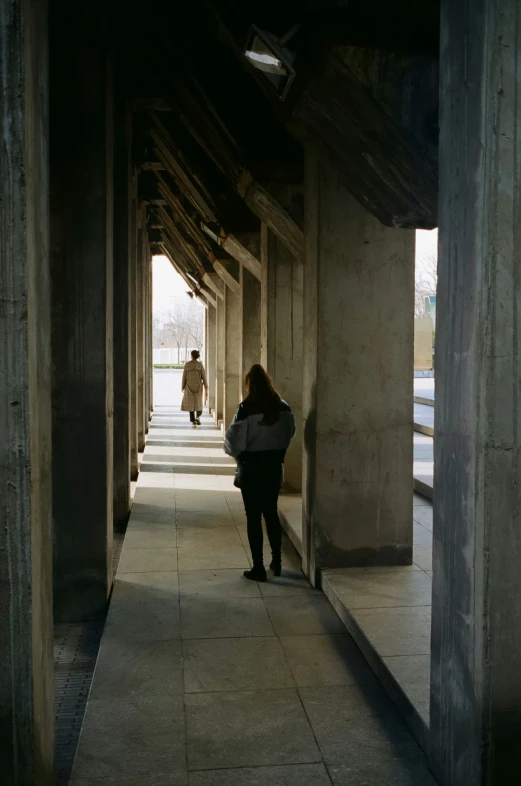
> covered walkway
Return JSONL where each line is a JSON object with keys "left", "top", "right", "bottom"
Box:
{"left": 70, "top": 372, "right": 435, "bottom": 785}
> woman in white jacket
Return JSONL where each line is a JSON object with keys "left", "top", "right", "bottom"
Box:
{"left": 224, "top": 364, "right": 295, "bottom": 582}
{"left": 181, "top": 350, "right": 208, "bottom": 427}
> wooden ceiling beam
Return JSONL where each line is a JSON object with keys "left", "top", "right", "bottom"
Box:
{"left": 201, "top": 223, "right": 261, "bottom": 281}
{"left": 202, "top": 272, "right": 225, "bottom": 301}
{"left": 139, "top": 162, "right": 166, "bottom": 171}
{"left": 157, "top": 209, "right": 208, "bottom": 279}
{"left": 148, "top": 69, "right": 303, "bottom": 260}
{"left": 154, "top": 173, "right": 215, "bottom": 259}
{"left": 213, "top": 259, "right": 240, "bottom": 296}
{"left": 155, "top": 204, "right": 213, "bottom": 280}
{"left": 132, "top": 97, "right": 171, "bottom": 112}
{"left": 149, "top": 112, "right": 220, "bottom": 223}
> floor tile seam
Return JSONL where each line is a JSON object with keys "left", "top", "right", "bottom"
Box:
{"left": 292, "top": 667, "right": 331, "bottom": 773}
{"left": 179, "top": 633, "right": 277, "bottom": 642}
{"left": 262, "top": 594, "right": 299, "bottom": 690}
{"left": 172, "top": 519, "right": 190, "bottom": 779}
{"left": 117, "top": 566, "right": 179, "bottom": 576}
{"left": 381, "top": 652, "right": 432, "bottom": 661}
{"left": 336, "top": 603, "right": 433, "bottom": 612}
{"left": 186, "top": 761, "right": 329, "bottom": 775}
{"left": 183, "top": 685, "right": 306, "bottom": 697}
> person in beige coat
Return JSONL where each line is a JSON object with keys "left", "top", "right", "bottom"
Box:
{"left": 181, "top": 350, "right": 208, "bottom": 427}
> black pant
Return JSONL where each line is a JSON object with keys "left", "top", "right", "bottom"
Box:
{"left": 240, "top": 464, "right": 282, "bottom": 567}
{"left": 189, "top": 410, "right": 202, "bottom": 422}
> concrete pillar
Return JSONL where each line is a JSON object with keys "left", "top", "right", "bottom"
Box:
{"left": 224, "top": 263, "right": 242, "bottom": 428}
{"left": 302, "top": 152, "right": 414, "bottom": 584}
{"left": 113, "top": 93, "right": 131, "bottom": 531}
{"left": 207, "top": 304, "right": 217, "bottom": 414}
{"left": 129, "top": 174, "right": 139, "bottom": 479}
{"left": 136, "top": 216, "right": 145, "bottom": 452}
{"left": 144, "top": 248, "right": 150, "bottom": 434}
{"left": 149, "top": 257, "right": 154, "bottom": 416}
{"left": 240, "top": 263, "right": 261, "bottom": 395}
{"left": 142, "top": 235, "right": 150, "bottom": 435}
{"left": 215, "top": 291, "right": 226, "bottom": 425}
{"left": 261, "top": 223, "right": 304, "bottom": 490}
{"left": 50, "top": 12, "right": 114, "bottom": 620}
{"left": 431, "top": 3, "right": 521, "bottom": 782}
{"left": 0, "top": 0, "right": 54, "bottom": 778}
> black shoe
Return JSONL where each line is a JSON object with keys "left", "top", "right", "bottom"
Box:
{"left": 243, "top": 566, "right": 267, "bottom": 582}
{"left": 195, "top": 418, "right": 201, "bottom": 426}
{"left": 270, "top": 560, "right": 282, "bottom": 577}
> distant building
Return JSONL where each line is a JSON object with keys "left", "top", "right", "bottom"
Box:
{"left": 424, "top": 295, "right": 436, "bottom": 327}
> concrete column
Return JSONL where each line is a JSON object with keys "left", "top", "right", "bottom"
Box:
{"left": 431, "top": 3, "right": 521, "bottom": 782}
{"left": 129, "top": 175, "right": 139, "bottom": 479}
{"left": 136, "top": 216, "right": 145, "bottom": 452}
{"left": 302, "top": 152, "right": 414, "bottom": 584}
{"left": 50, "top": 12, "right": 114, "bottom": 620}
{"left": 215, "top": 291, "right": 226, "bottom": 425}
{"left": 144, "top": 249, "right": 149, "bottom": 434}
{"left": 142, "top": 235, "right": 150, "bottom": 435}
{"left": 112, "top": 93, "right": 131, "bottom": 531}
{"left": 0, "top": 0, "right": 54, "bottom": 778}
{"left": 224, "top": 264, "right": 242, "bottom": 428}
{"left": 261, "top": 224, "right": 304, "bottom": 490}
{"left": 240, "top": 264, "right": 261, "bottom": 395}
{"left": 207, "top": 304, "right": 217, "bottom": 414}
{"left": 149, "top": 257, "right": 154, "bottom": 416}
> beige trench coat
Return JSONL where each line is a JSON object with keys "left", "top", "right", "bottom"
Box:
{"left": 181, "top": 360, "right": 208, "bottom": 411}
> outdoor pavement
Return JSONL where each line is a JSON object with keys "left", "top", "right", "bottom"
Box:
{"left": 70, "top": 370, "right": 437, "bottom": 785}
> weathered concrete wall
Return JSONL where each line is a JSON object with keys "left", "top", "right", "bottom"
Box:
{"left": 431, "top": 2, "right": 521, "bottom": 783}
{"left": 0, "top": 0, "right": 55, "bottom": 779}
{"left": 240, "top": 264, "right": 261, "bottom": 394}
{"left": 113, "top": 94, "right": 131, "bottom": 530}
{"left": 215, "top": 282, "right": 226, "bottom": 424}
{"left": 144, "top": 247, "right": 150, "bottom": 433}
{"left": 261, "top": 224, "right": 304, "bottom": 491}
{"left": 148, "top": 259, "right": 154, "bottom": 416}
{"left": 129, "top": 171, "right": 139, "bottom": 479}
{"left": 136, "top": 215, "right": 145, "bottom": 453}
{"left": 224, "top": 261, "right": 242, "bottom": 428}
{"left": 50, "top": 11, "right": 113, "bottom": 620}
{"left": 207, "top": 304, "right": 217, "bottom": 413}
{"left": 302, "top": 151, "right": 414, "bottom": 583}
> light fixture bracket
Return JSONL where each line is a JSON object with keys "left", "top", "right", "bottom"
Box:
{"left": 244, "top": 24, "right": 298, "bottom": 101}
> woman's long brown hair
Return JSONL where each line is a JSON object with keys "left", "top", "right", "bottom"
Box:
{"left": 245, "top": 364, "right": 281, "bottom": 426}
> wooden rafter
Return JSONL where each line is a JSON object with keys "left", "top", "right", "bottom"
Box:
{"left": 149, "top": 112, "right": 219, "bottom": 223}
{"left": 201, "top": 223, "right": 261, "bottom": 281}
{"left": 213, "top": 260, "right": 240, "bottom": 296}
{"left": 154, "top": 173, "right": 214, "bottom": 259}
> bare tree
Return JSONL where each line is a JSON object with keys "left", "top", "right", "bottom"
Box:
{"left": 415, "top": 251, "right": 437, "bottom": 318}
{"left": 155, "top": 294, "right": 204, "bottom": 363}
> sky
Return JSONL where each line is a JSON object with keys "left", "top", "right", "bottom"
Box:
{"left": 415, "top": 228, "right": 438, "bottom": 277}
{"left": 152, "top": 228, "right": 438, "bottom": 314}
{"left": 152, "top": 255, "right": 196, "bottom": 317}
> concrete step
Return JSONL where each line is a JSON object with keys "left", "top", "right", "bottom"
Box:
{"left": 278, "top": 492, "right": 434, "bottom": 757}
{"left": 322, "top": 565, "right": 431, "bottom": 753}
{"left": 414, "top": 431, "right": 433, "bottom": 500}
{"left": 414, "top": 395, "right": 434, "bottom": 407}
{"left": 414, "top": 402, "right": 434, "bottom": 438}
{"left": 278, "top": 493, "right": 303, "bottom": 556}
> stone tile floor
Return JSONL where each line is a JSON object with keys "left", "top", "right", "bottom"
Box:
{"left": 70, "top": 393, "right": 437, "bottom": 785}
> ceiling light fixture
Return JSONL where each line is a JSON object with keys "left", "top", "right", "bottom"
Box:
{"left": 244, "top": 23, "right": 300, "bottom": 100}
